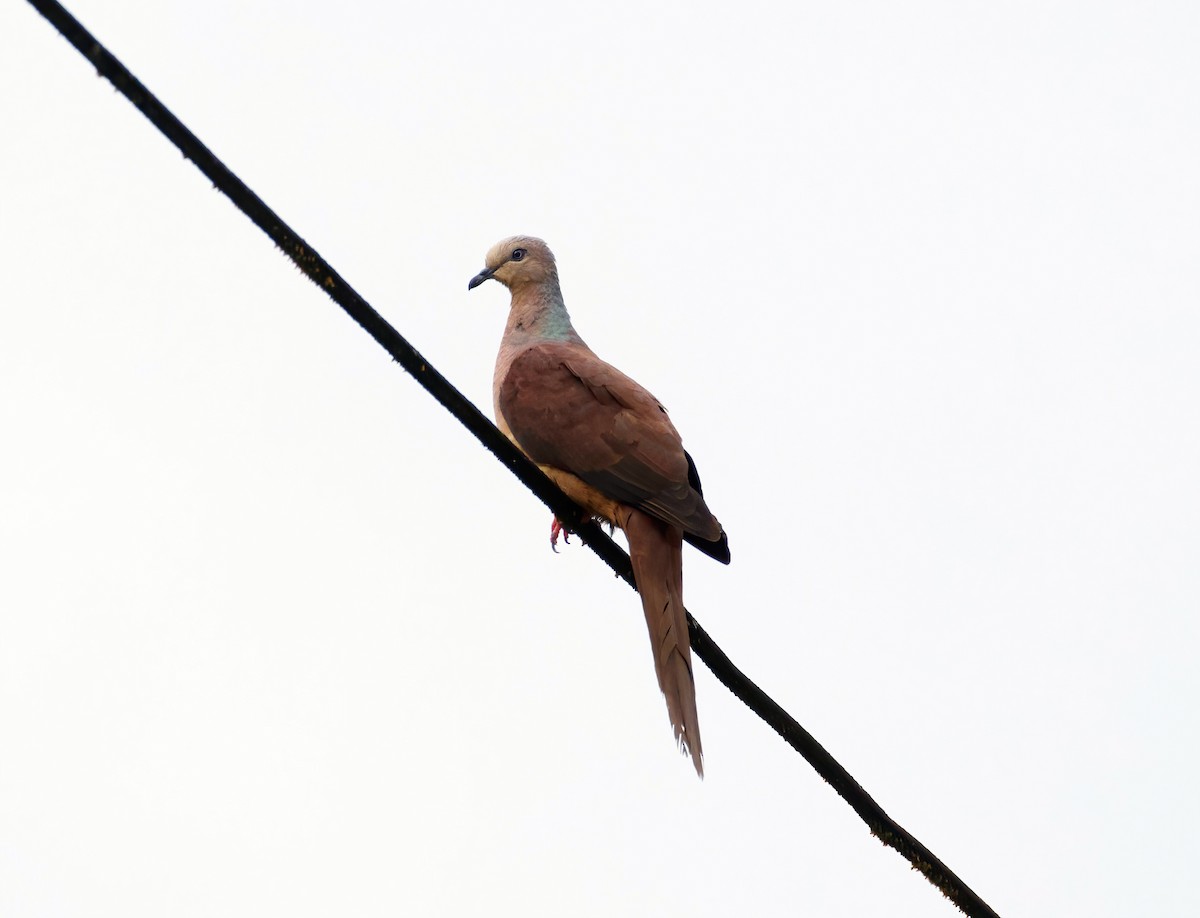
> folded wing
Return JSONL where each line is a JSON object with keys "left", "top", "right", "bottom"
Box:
{"left": 499, "top": 342, "right": 729, "bottom": 563}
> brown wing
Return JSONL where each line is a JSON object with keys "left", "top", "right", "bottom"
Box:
{"left": 499, "top": 342, "right": 727, "bottom": 555}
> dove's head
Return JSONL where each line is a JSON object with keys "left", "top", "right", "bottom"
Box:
{"left": 468, "top": 236, "right": 558, "bottom": 292}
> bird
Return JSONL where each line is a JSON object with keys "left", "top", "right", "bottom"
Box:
{"left": 469, "top": 235, "right": 729, "bottom": 776}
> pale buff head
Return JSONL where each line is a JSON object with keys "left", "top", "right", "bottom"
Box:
{"left": 468, "top": 236, "right": 558, "bottom": 292}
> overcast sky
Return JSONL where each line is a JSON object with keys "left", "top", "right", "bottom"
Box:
{"left": 2, "top": 2, "right": 1198, "bottom": 916}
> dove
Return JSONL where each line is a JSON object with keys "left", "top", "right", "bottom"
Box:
{"left": 469, "top": 236, "right": 729, "bottom": 776}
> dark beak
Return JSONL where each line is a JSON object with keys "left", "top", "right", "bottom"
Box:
{"left": 467, "top": 267, "right": 494, "bottom": 291}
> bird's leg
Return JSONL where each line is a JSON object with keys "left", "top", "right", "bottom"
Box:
{"left": 550, "top": 516, "right": 572, "bottom": 552}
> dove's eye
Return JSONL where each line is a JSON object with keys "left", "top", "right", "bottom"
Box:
{"left": 511, "top": 248, "right": 527, "bottom": 261}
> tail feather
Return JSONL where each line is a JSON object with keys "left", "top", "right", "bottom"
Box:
{"left": 624, "top": 509, "right": 704, "bottom": 777}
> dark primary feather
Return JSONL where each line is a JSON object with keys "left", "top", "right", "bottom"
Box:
{"left": 680, "top": 450, "right": 728, "bottom": 563}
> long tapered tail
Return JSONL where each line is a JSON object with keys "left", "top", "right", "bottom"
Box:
{"left": 624, "top": 508, "right": 704, "bottom": 777}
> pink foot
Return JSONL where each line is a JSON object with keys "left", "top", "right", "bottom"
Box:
{"left": 550, "top": 516, "right": 572, "bottom": 552}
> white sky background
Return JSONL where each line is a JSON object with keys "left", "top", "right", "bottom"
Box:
{"left": 2, "top": 1, "right": 1197, "bottom": 915}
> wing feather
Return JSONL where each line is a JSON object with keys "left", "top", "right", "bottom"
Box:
{"left": 499, "top": 343, "right": 727, "bottom": 555}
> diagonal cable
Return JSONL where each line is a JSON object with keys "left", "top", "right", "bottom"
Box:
{"left": 24, "top": 3, "right": 1000, "bottom": 916}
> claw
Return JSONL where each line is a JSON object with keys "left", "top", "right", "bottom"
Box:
{"left": 550, "top": 516, "right": 572, "bottom": 552}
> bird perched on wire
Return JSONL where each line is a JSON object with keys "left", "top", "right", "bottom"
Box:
{"left": 469, "top": 236, "right": 729, "bottom": 776}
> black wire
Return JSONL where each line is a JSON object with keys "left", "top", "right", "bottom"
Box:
{"left": 25, "top": 3, "right": 1000, "bottom": 916}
